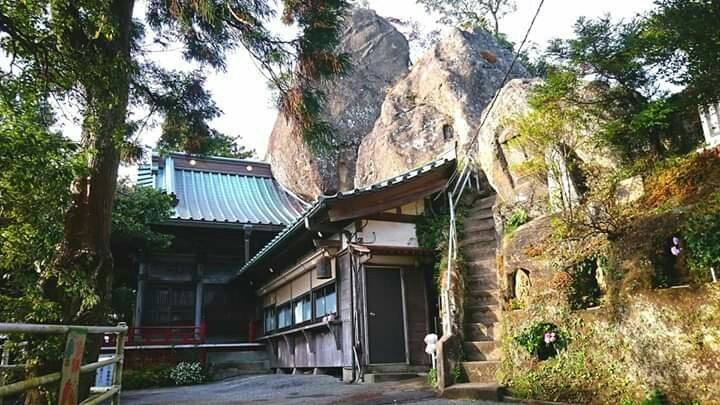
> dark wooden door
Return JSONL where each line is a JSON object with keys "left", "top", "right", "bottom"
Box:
{"left": 366, "top": 267, "right": 406, "bottom": 364}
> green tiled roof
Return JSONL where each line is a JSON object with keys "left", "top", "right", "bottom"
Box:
{"left": 139, "top": 152, "right": 307, "bottom": 227}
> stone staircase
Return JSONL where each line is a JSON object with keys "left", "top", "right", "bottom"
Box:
{"left": 442, "top": 193, "right": 501, "bottom": 400}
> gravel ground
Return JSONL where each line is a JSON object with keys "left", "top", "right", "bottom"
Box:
{"left": 121, "top": 374, "right": 501, "bottom": 405}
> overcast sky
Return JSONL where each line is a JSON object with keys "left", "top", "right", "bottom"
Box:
{"left": 54, "top": 0, "right": 656, "bottom": 179}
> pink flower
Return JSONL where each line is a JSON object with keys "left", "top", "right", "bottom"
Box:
{"left": 672, "top": 236, "right": 680, "bottom": 246}
{"left": 544, "top": 332, "right": 556, "bottom": 344}
{"left": 670, "top": 246, "right": 681, "bottom": 256}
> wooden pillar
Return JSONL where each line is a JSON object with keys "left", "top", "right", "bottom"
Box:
{"left": 134, "top": 262, "right": 146, "bottom": 328}
{"left": 195, "top": 261, "right": 204, "bottom": 330}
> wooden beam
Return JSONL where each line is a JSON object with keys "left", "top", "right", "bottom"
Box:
{"left": 326, "top": 172, "right": 448, "bottom": 222}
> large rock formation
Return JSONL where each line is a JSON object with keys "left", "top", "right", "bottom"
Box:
{"left": 354, "top": 28, "right": 529, "bottom": 187}
{"left": 266, "top": 8, "right": 409, "bottom": 200}
{"left": 475, "top": 78, "right": 623, "bottom": 207}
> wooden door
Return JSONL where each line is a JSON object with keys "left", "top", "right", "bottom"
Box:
{"left": 365, "top": 267, "right": 406, "bottom": 364}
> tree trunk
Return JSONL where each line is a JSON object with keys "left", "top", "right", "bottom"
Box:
{"left": 29, "top": 1, "right": 135, "bottom": 403}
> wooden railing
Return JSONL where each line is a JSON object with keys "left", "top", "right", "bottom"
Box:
{"left": 0, "top": 322, "right": 127, "bottom": 405}
{"left": 104, "top": 324, "right": 205, "bottom": 346}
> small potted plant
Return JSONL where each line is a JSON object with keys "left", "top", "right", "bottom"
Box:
{"left": 513, "top": 322, "right": 566, "bottom": 360}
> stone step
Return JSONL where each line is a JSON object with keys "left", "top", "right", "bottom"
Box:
{"left": 465, "top": 210, "right": 494, "bottom": 223}
{"left": 463, "top": 219, "right": 496, "bottom": 234}
{"left": 466, "top": 322, "right": 498, "bottom": 340}
{"left": 365, "top": 364, "right": 427, "bottom": 374}
{"left": 362, "top": 372, "right": 422, "bottom": 384}
{"left": 463, "top": 341, "right": 501, "bottom": 361}
{"left": 440, "top": 383, "right": 501, "bottom": 401}
{"left": 465, "top": 305, "right": 501, "bottom": 325}
{"left": 462, "top": 244, "right": 497, "bottom": 258}
{"left": 459, "top": 229, "right": 496, "bottom": 246}
{"left": 461, "top": 361, "right": 501, "bottom": 384}
{"left": 470, "top": 195, "right": 496, "bottom": 212}
{"left": 466, "top": 275, "right": 498, "bottom": 290}
{"left": 465, "top": 290, "right": 499, "bottom": 306}
{"left": 466, "top": 259, "right": 497, "bottom": 272}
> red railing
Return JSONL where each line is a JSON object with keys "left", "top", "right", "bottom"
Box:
{"left": 104, "top": 324, "right": 205, "bottom": 346}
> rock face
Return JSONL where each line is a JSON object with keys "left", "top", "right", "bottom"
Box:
{"left": 354, "top": 28, "right": 529, "bottom": 187}
{"left": 266, "top": 8, "right": 409, "bottom": 200}
{"left": 475, "top": 78, "right": 545, "bottom": 207}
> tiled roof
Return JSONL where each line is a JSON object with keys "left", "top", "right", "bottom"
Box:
{"left": 138, "top": 152, "right": 307, "bottom": 227}
{"left": 238, "top": 151, "right": 456, "bottom": 275}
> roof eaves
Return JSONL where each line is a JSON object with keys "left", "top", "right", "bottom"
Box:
{"left": 236, "top": 152, "right": 456, "bottom": 277}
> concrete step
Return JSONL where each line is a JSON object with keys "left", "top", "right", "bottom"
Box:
{"left": 459, "top": 229, "right": 496, "bottom": 246}
{"left": 464, "top": 341, "right": 501, "bottom": 361}
{"left": 440, "top": 382, "right": 501, "bottom": 401}
{"left": 466, "top": 305, "right": 501, "bottom": 324}
{"left": 465, "top": 290, "right": 499, "bottom": 306}
{"left": 363, "top": 372, "right": 422, "bottom": 383}
{"left": 461, "top": 361, "right": 501, "bottom": 384}
{"left": 466, "top": 322, "right": 498, "bottom": 341}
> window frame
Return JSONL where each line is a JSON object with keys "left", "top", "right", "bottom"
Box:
{"left": 275, "top": 301, "right": 292, "bottom": 330}
{"left": 292, "top": 293, "right": 312, "bottom": 326}
{"left": 263, "top": 305, "right": 276, "bottom": 335}
{"left": 313, "top": 280, "right": 337, "bottom": 321}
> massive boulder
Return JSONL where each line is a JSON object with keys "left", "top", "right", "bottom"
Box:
{"left": 475, "top": 78, "right": 623, "bottom": 208}
{"left": 266, "top": 8, "right": 410, "bottom": 200}
{"left": 354, "top": 28, "right": 529, "bottom": 187}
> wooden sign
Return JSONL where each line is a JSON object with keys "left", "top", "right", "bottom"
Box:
{"left": 58, "top": 328, "right": 87, "bottom": 405}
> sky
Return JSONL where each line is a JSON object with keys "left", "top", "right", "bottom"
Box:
{"left": 50, "top": 0, "right": 658, "bottom": 179}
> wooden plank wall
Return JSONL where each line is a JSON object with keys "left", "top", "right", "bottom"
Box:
{"left": 404, "top": 269, "right": 431, "bottom": 366}
{"left": 338, "top": 252, "right": 354, "bottom": 368}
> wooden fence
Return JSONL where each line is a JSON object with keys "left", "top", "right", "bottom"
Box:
{"left": 0, "top": 322, "right": 127, "bottom": 405}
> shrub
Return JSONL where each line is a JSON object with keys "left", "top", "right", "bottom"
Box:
{"left": 426, "top": 367, "right": 437, "bottom": 388}
{"left": 683, "top": 193, "right": 720, "bottom": 282}
{"left": 123, "top": 366, "right": 173, "bottom": 390}
{"left": 169, "top": 361, "right": 205, "bottom": 386}
{"left": 641, "top": 389, "right": 667, "bottom": 405}
{"left": 567, "top": 258, "right": 602, "bottom": 309}
{"left": 505, "top": 208, "right": 530, "bottom": 235}
{"left": 513, "top": 322, "right": 567, "bottom": 360}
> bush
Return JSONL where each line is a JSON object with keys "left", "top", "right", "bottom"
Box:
{"left": 683, "top": 193, "right": 720, "bottom": 282}
{"left": 567, "top": 258, "right": 603, "bottom": 309}
{"left": 426, "top": 367, "right": 437, "bottom": 388}
{"left": 513, "top": 322, "right": 567, "bottom": 360}
{"left": 123, "top": 366, "right": 173, "bottom": 390}
{"left": 169, "top": 362, "right": 205, "bottom": 386}
{"left": 505, "top": 208, "right": 530, "bottom": 235}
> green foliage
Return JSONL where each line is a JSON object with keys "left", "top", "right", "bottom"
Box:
{"left": 644, "top": 0, "right": 720, "bottom": 106}
{"left": 416, "top": 213, "right": 453, "bottom": 251}
{"left": 112, "top": 182, "right": 174, "bottom": 251}
{"left": 451, "top": 365, "right": 466, "bottom": 384}
{"left": 505, "top": 208, "right": 529, "bottom": 235}
{"left": 123, "top": 366, "right": 173, "bottom": 390}
{"left": 426, "top": 367, "right": 438, "bottom": 388}
{"left": 513, "top": 322, "right": 566, "bottom": 360}
{"left": 567, "top": 258, "right": 602, "bottom": 310}
{"left": 169, "top": 362, "right": 206, "bottom": 386}
{"left": 416, "top": 0, "right": 516, "bottom": 34}
{"left": 683, "top": 193, "right": 720, "bottom": 282}
{"left": 641, "top": 389, "right": 667, "bottom": 405}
